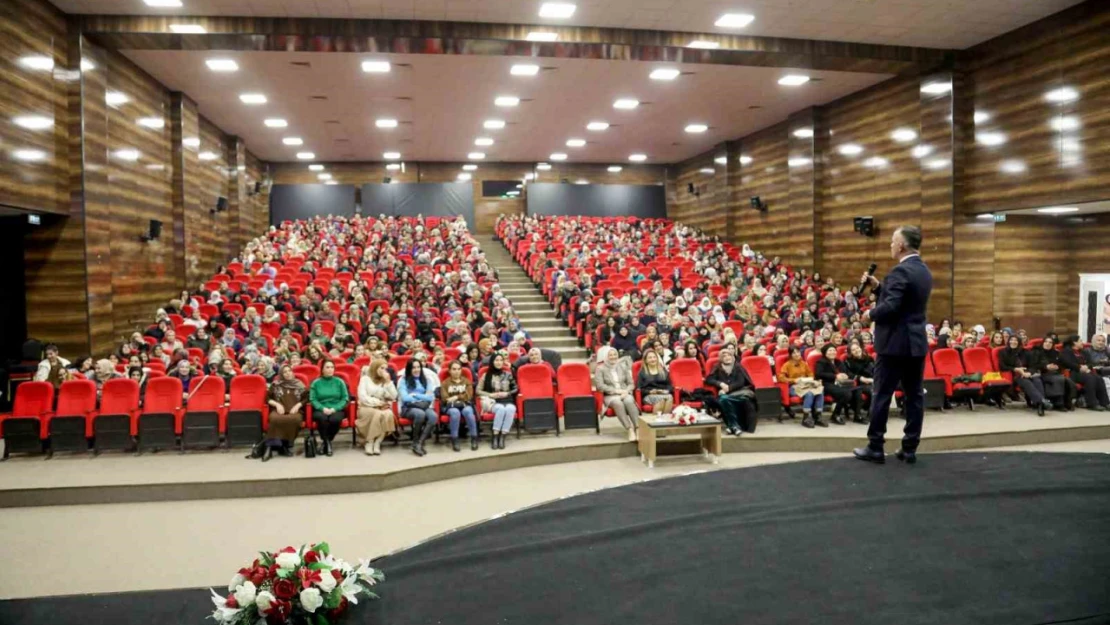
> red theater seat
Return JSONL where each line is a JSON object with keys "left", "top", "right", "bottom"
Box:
{"left": 47, "top": 379, "right": 98, "bottom": 453}
{"left": 0, "top": 381, "right": 55, "bottom": 456}
{"left": 94, "top": 378, "right": 141, "bottom": 452}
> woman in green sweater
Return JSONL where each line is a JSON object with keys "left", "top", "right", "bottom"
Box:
{"left": 309, "top": 360, "right": 349, "bottom": 456}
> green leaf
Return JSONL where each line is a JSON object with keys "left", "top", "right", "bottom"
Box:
{"left": 259, "top": 551, "right": 274, "bottom": 566}
{"left": 314, "top": 541, "right": 330, "bottom": 556}
{"left": 275, "top": 568, "right": 293, "bottom": 579}
{"left": 314, "top": 614, "right": 330, "bottom": 625}
{"left": 324, "top": 587, "right": 342, "bottom": 609}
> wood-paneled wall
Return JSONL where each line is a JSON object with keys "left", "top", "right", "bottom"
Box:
{"left": 666, "top": 148, "right": 728, "bottom": 238}
{"left": 732, "top": 123, "right": 793, "bottom": 263}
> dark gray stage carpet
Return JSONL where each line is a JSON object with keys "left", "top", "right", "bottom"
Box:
{"left": 3, "top": 452, "right": 1110, "bottom": 625}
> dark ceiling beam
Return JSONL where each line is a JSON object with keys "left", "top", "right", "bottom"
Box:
{"left": 78, "top": 16, "right": 953, "bottom": 75}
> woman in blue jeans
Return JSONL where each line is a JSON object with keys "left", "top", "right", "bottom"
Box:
{"left": 439, "top": 360, "right": 478, "bottom": 452}
{"left": 478, "top": 352, "right": 518, "bottom": 450}
{"left": 398, "top": 359, "right": 439, "bottom": 457}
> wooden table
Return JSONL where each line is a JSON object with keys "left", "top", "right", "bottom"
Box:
{"left": 636, "top": 415, "right": 723, "bottom": 469}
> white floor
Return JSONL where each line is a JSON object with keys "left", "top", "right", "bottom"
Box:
{"left": 0, "top": 440, "right": 1107, "bottom": 600}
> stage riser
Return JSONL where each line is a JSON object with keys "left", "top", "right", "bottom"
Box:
{"left": 2, "top": 424, "right": 1107, "bottom": 509}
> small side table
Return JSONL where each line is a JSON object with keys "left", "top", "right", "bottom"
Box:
{"left": 636, "top": 415, "right": 722, "bottom": 468}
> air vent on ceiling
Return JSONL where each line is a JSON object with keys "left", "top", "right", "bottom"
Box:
{"left": 310, "top": 95, "right": 328, "bottom": 101}
{"left": 325, "top": 120, "right": 341, "bottom": 124}
{"left": 290, "top": 61, "right": 312, "bottom": 69}
{"left": 335, "top": 139, "right": 350, "bottom": 143}
{"left": 394, "top": 96, "right": 413, "bottom": 101}
{"left": 748, "top": 105, "right": 763, "bottom": 110}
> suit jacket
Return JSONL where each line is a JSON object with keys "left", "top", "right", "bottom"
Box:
{"left": 870, "top": 255, "right": 933, "bottom": 358}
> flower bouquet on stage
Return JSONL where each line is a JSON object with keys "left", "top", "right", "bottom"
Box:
{"left": 210, "top": 542, "right": 385, "bottom": 625}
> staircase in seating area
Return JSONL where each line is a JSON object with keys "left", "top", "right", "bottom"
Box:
{"left": 482, "top": 240, "right": 590, "bottom": 365}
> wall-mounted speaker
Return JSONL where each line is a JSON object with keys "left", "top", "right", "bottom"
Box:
{"left": 853, "top": 216, "right": 875, "bottom": 237}
{"left": 141, "top": 219, "right": 162, "bottom": 242}
{"left": 211, "top": 196, "right": 228, "bottom": 214}
{"left": 750, "top": 196, "right": 767, "bottom": 211}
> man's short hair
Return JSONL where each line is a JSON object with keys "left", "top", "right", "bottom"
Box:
{"left": 898, "top": 225, "right": 923, "bottom": 251}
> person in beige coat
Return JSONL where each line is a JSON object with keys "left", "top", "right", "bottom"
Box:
{"left": 357, "top": 359, "right": 398, "bottom": 456}
{"left": 594, "top": 346, "right": 641, "bottom": 441}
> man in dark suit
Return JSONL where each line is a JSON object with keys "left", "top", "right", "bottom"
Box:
{"left": 853, "top": 226, "right": 933, "bottom": 465}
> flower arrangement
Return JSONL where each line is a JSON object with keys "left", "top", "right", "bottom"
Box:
{"left": 210, "top": 542, "right": 384, "bottom": 625}
{"left": 671, "top": 405, "right": 701, "bottom": 425}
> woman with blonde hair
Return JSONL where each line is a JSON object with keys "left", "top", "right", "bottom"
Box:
{"left": 356, "top": 360, "right": 398, "bottom": 456}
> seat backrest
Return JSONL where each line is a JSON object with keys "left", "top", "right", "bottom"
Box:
{"left": 293, "top": 365, "right": 320, "bottom": 382}
{"left": 923, "top": 354, "right": 939, "bottom": 379}
{"left": 12, "top": 381, "right": 55, "bottom": 417}
{"left": 439, "top": 367, "right": 474, "bottom": 383}
{"left": 962, "top": 347, "right": 994, "bottom": 375}
{"left": 931, "top": 348, "right": 965, "bottom": 377}
{"left": 334, "top": 364, "right": 360, "bottom": 383}
{"left": 517, "top": 364, "right": 555, "bottom": 398}
{"left": 990, "top": 346, "right": 1005, "bottom": 371}
{"left": 556, "top": 363, "right": 592, "bottom": 396}
{"left": 741, "top": 357, "right": 775, "bottom": 388}
{"left": 55, "top": 379, "right": 98, "bottom": 416}
{"left": 229, "top": 375, "right": 268, "bottom": 411}
{"left": 144, "top": 377, "right": 183, "bottom": 413}
{"left": 669, "top": 358, "right": 704, "bottom": 392}
{"left": 187, "top": 376, "right": 226, "bottom": 412}
{"left": 100, "top": 378, "right": 140, "bottom": 415}
{"left": 806, "top": 351, "right": 823, "bottom": 373}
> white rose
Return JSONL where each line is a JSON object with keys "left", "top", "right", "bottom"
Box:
{"left": 299, "top": 587, "right": 324, "bottom": 613}
{"left": 316, "top": 571, "right": 337, "bottom": 593}
{"left": 233, "top": 581, "right": 256, "bottom": 607}
{"left": 255, "top": 590, "right": 275, "bottom": 615}
{"left": 275, "top": 552, "right": 301, "bottom": 570}
{"left": 228, "top": 573, "right": 246, "bottom": 592}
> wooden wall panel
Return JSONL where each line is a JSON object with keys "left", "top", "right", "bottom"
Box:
{"left": 534, "top": 163, "right": 665, "bottom": 186}
{"left": 952, "top": 214, "right": 996, "bottom": 329}
{"left": 226, "top": 137, "right": 245, "bottom": 260}
{"left": 193, "top": 115, "right": 231, "bottom": 280}
{"left": 0, "top": 0, "right": 69, "bottom": 215}
{"left": 917, "top": 71, "right": 957, "bottom": 323}
{"left": 241, "top": 150, "right": 270, "bottom": 248}
{"left": 992, "top": 215, "right": 1073, "bottom": 336}
{"left": 666, "top": 149, "right": 728, "bottom": 238}
{"left": 731, "top": 123, "right": 794, "bottom": 263}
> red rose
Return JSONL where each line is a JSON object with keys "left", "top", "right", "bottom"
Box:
{"left": 303, "top": 550, "right": 319, "bottom": 565}
{"left": 250, "top": 573, "right": 265, "bottom": 587}
{"left": 273, "top": 579, "right": 297, "bottom": 600}
{"left": 225, "top": 595, "right": 239, "bottom": 609}
{"left": 280, "top": 546, "right": 296, "bottom": 554}
{"left": 331, "top": 569, "right": 344, "bottom": 583}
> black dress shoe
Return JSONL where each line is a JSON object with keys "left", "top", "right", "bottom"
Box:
{"left": 814, "top": 418, "right": 828, "bottom": 428}
{"left": 451, "top": 438, "right": 461, "bottom": 452}
{"left": 802, "top": 416, "right": 815, "bottom": 429}
{"left": 895, "top": 449, "right": 916, "bottom": 464}
{"left": 1037, "top": 403, "right": 1045, "bottom": 417}
{"left": 853, "top": 447, "right": 885, "bottom": 463}
{"left": 323, "top": 440, "right": 333, "bottom": 457}
{"left": 470, "top": 437, "right": 479, "bottom": 451}
{"left": 278, "top": 444, "right": 294, "bottom": 457}
{"left": 832, "top": 414, "right": 846, "bottom": 425}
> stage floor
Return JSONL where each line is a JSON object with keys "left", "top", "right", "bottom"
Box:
{"left": 0, "top": 407, "right": 1107, "bottom": 504}
{"left": 2, "top": 450, "right": 1109, "bottom": 625}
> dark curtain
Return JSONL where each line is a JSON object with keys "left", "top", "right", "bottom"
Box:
{"left": 526, "top": 183, "right": 666, "bottom": 218}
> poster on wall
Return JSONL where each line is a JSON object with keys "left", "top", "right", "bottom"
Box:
{"left": 1078, "top": 274, "right": 1110, "bottom": 341}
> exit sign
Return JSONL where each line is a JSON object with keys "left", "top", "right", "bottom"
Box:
{"left": 993, "top": 214, "right": 1006, "bottom": 223}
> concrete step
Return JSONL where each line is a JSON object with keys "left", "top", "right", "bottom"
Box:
{"left": 533, "top": 337, "right": 583, "bottom": 349}
{"left": 511, "top": 302, "right": 552, "bottom": 312}
{"left": 525, "top": 327, "right": 575, "bottom": 337}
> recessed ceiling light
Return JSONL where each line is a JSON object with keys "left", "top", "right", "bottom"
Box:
{"left": 318, "top": 173, "right": 332, "bottom": 180}
{"left": 536, "top": 163, "right": 552, "bottom": 170}
{"left": 383, "top": 152, "right": 401, "bottom": 160}
{"left": 778, "top": 75, "right": 810, "bottom": 86}
{"left": 687, "top": 40, "right": 720, "bottom": 49}
{"left": 550, "top": 153, "right": 568, "bottom": 161}
{"left": 484, "top": 119, "right": 506, "bottom": 129}
{"left": 684, "top": 123, "right": 708, "bottom": 134}
{"left": 12, "top": 149, "right": 47, "bottom": 161}
{"left": 787, "top": 157, "right": 811, "bottom": 167}
{"left": 516, "top": 184, "right": 524, "bottom": 189}
{"left": 574, "top": 180, "right": 589, "bottom": 185}
{"left": 18, "top": 56, "right": 54, "bottom": 71}
{"left": 205, "top": 59, "right": 238, "bottom": 72}
{"left": 325, "top": 180, "right": 338, "bottom": 185}
{"left": 137, "top": 117, "right": 164, "bottom": 129}
{"left": 526, "top": 32, "right": 558, "bottom": 41}
{"left": 976, "top": 131, "right": 1007, "bottom": 146}
{"left": 468, "top": 152, "right": 486, "bottom": 160}
{"left": 921, "top": 82, "right": 952, "bottom": 94}
{"left": 198, "top": 151, "right": 217, "bottom": 161}
{"left": 182, "top": 137, "right": 200, "bottom": 147}
{"left": 475, "top": 137, "right": 494, "bottom": 146}
{"left": 699, "top": 168, "right": 715, "bottom": 175}
{"left": 973, "top": 111, "right": 991, "bottom": 125}
{"left": 239, "top": 93, "right": 267, "bottom": 105}
{"left": 911, "top": 145, "right": 933, "bottom": 159}
{"left": 891, "top": 128, "right": 917, "bottom": 142}
{"left": 714, "top": 156, "right": 727, "bottom": 165}
{"left": 385, "top": 164, "right": 401, "bottom": 171}
{"left": 649, "top": 68, "right": 681, "bottom": 81}
{"left": 863, "top": 156, "right": 888, "bottom": 168}
{"left": 977, "top": 213, "right": 995, "bottom": 220}
{"left": 837, "top": 143, "right": 863, "bottom": 156}
{"left": 362, "top": 60, "right": 391, "bottom": 73}
{"left": 169, "top": 24, "right": 206, "bottom": 33}
{"left": 925, "top": 158, "right": 949, "bottom": 170}
{"left": 1044, "top": 87, "right": 1078, "bottom": 103}
{"left": 1060, "top": 138, "right": 1081, "bottom": 152}
{"left": 524, "top": 173, "right": 534, "bottom": 180}
{"left": 715, "top": 13, "right": 755, "bottom": 28}
{"left": 296, "top": 152, "right": 315, "bottom": 160}
{"left": 144, "top": 0, "right": 183, "bottom": 6}
{"left": 114, "top": 149, "right": 141, "bottom": 161}
{"left": 539, "top": 2, "right": 576, "bottom": 18}
{"left": 80, "top": 59, "right": 96, "bottom": 72}
{"left": 495, "top": 96, "right": 520, "bottom": 107}
{"left": 628, "top": 154, "right": 647, "bottom": 162}
{"left": 739, "top": 155, "right": 753, "bottom": 165}
{"left": 13, "top": 116, "right": 53, "bottom": 130}
{"left": 309, "top": 164, "right": 325, "bottom": 171}
{"left": 375, "top": 119, "right": 399, "bottom": 129}
{"left": 566, "top": 138, "right": 586, "bottom": 147}
{"left": 511, "top": 64, "right": 540, "bottom": 76}
{"left": 608, "top": 165, "right": 622, "bottom": 173}
{"left": 613, "top": 99, "right": 639, "bottom": 110}
{"left": 587, "top": 121, "right": 609, "bottom": 131}
{"left": 462, "top": 164, "right": 478, "bottom": 171}
{"left": 264, "top": 118, "right": 288, "bottom": 128}
{"left": 792, "top": 128, "right": 813, "bottom": 138}
{"left": 282, "top": 137, "right": 303, "bottom": 146}
{"left": 999, "top": 159, "right": 1026, "bottom": 174}
{"left": 457, "top": 173, "right": 472, "bottom": 181}
{"left": 1038, "top": 206, "right": 1079, "bottom": 214}
{"left": 1050, "top": 116, "right": 1080, "bottom": 132}
{"left": 106, "top": 91, "right": 129, "bottom": 106}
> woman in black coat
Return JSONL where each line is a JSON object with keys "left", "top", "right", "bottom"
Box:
{"left": 843, "top": 342, "right": 874, "bottom": 423}
{"left": 611, "top": 325, "right": 641, "bottom": 361}
{"left": 813, "top": 345, "right": 855, "bottom": 425}
{"left": 998, "top": 335, "right": 1051, "bottom": 416}
{"left": 1026, "top": 336, "right": 1075, "bottom": 411}
{"left": 1060, "top": 336, "right": 1110, "bottom": 411}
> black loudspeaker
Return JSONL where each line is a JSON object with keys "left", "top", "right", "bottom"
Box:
{"left": 687, "top": 182, "right": 695, "bottom": 194}
{"left": 253, "top": 181, "right": 262, "bottom": 194}
{"left": 142, "top": 219, "right": 162, "bottom": 242}
{"left": 750, "top": 196, "right": 766, "bottom": 211}
{"left": 854, "top": 216, "right": 875, "bottom": 237}
{"left": 216, "top": 196, "right": 228, "bottom": 212}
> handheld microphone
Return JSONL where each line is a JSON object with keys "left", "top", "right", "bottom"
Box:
{"left": 860, "top": 263, "right": 877, "bottom": 290}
